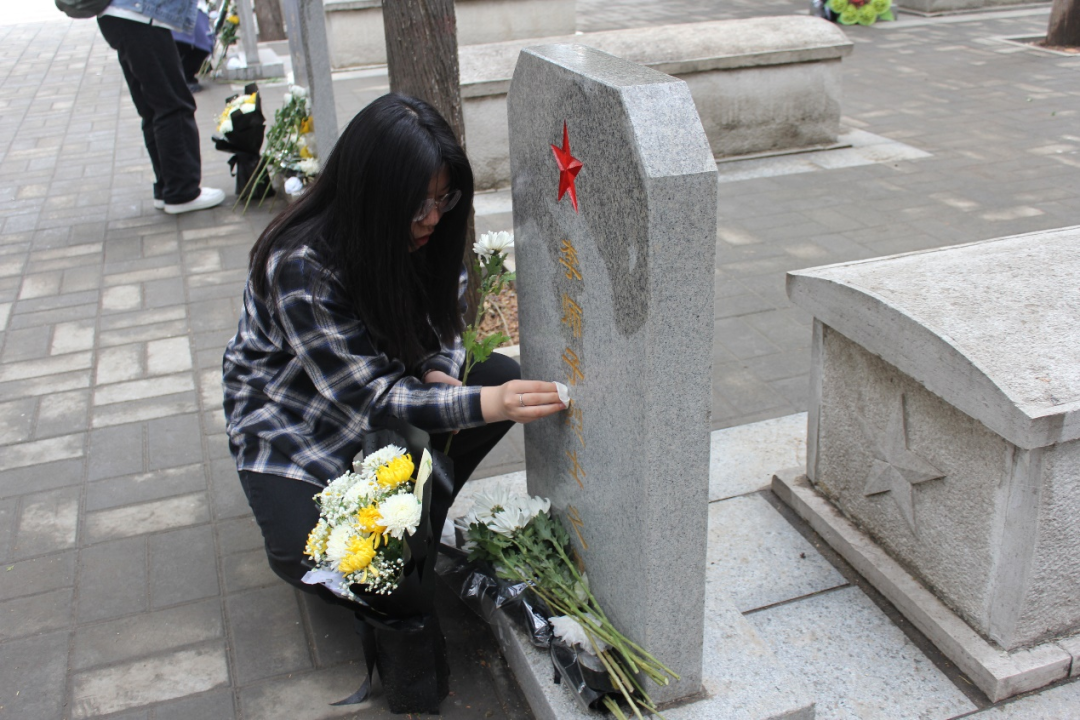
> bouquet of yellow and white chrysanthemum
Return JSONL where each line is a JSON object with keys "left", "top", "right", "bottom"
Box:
{"left": 303, "top": 444, "right": 434, "bottom": 600}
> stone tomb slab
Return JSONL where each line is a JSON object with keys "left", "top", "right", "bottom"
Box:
{"left": 779, "top": 226, "right": 1080, "bottom": 700}
{"left": 509, "top": 44, "right": 717, "bottom": 703}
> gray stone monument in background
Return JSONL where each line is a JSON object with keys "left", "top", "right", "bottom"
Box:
{"left": 509, "top": 44, "right": 718, "bottom": 704}
{"left": 776, "top": 226, "right": 1080, "bottom": 701}
{"left": 222, "top": 0, "right": 285, "bottom": 80}
{"left": 282, "top": 0, "right": 340, "bottom": 159}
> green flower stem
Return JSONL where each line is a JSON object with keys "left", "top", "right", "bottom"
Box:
{"left": 499, "top": 535, "right": 675, "bottom": 685}
{"left": 602, "top": 696, "right": 630, "bottom": 720}
{"left": 589, "top": 636, "right": 645, "bottom": 719}
{"left": 547, "top": 538, "right": 678, "bottom": 680}
{"left": 445, "top": 252, "right": 511, "bottom": 454}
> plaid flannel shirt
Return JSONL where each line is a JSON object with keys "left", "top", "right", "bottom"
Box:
{"left": 222, "top": 244, "right": 484, "bottom": 486}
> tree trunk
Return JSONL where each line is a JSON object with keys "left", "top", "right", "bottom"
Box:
{"left": 253, "top": 0, "right": 287, "bottom": 41}
{"left": 382, "top": 0, "right": 481, "bottom": 323}
{"left": 1046, "top": 0, "right": 1080, "bottom": 47}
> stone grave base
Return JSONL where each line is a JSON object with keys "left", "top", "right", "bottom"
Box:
{"left": 895, "top": 0, "right": 1047, "bottom": 15}
{"left": 772, "top": 469, "right": 1080, "bottom": 703}
{"left": 220, "top": 47, "right": 286, "bottom": 81}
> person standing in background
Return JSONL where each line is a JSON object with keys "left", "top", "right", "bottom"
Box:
{"left": 97, "top": 0, "right": 225, "bottom": 214}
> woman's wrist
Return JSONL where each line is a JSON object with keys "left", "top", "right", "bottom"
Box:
{"left": 480, "top": 386, "right": 504, "bottom": 423}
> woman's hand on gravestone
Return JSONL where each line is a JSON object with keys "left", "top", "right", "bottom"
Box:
{"left": 481, "top": 381, "right": 567, "bottom": 424}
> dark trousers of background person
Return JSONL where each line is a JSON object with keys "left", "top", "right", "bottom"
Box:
{"left": 97, "top": 16, "right": 202, "bottom": 205}
{"left": 238, "top": 353, "right": 521, "bottom": 611}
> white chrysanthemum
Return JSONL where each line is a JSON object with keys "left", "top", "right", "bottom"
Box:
{"left": 550, "top": 615, "right": 610, "bottom": 652}
{"left": 218, "top": 117, "right": 233, "bottom": 135}
{"left": 296, "top": 157, "right": 320, "bottom": 176}
{"left": 377, "top": 493, "right": 422, "bottom": 539}
{"left": 289, "top": 84, "right": 308, "bottom": 98}
{"left": 284, "top": 176, "right": 304, "bottom": 196}
{"left": 360, "top": 445, "right": 407, "bottom": 475}
{"left": 240, "top": 101, "right": 256, "bottom": 114}
{"left": 325, "top": 524, "right": 355, "bottom": 565}
{"left": 473, "top": 230, "right": 514, "bottom": 259}
{"left": 489, "top": 504, "right": 530, "bottom": 537}
{"left": 467, "top": 485, "right": 517, "bottom": 523}
{"left": 516, "top": 495, "right": 550, "bottom": 523}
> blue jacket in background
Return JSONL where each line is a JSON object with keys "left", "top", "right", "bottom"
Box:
{"left": 108, "top": 0, "right": 198, "bottom": 34}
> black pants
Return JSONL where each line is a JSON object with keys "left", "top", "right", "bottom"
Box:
{"left": 98, "top": 16, "right": 202, "bottom": 205}
{"left": 238, "top": 353, "right": 521, "bottom": 609}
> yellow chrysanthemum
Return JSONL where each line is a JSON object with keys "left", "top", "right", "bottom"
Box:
{"left": 376, "top": 454, "right": 414, "bottom": 488}
{"left": 338, "top": 534, "right": 376, "bottom": 574}
{"left": 355, "top": 506, "right": 383, "bottom": 533}
{"left": 299, "top": 145, "right": 313, "bottom": 159}
{"left": 299, "top": 116, "right": 314, "bottom": 134}
{"left": 226, "top": 14, "right": 239, "bottom": 23}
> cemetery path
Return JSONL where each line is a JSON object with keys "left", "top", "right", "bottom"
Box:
{"left": 1, "top": 1, "right": 1080, "bottom": 718}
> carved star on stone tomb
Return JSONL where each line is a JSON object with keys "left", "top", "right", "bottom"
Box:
{"left": 861, "top": 393, "right": 945, "bottom": 534}
{"left": 551, "top": 121, "right": 583, "bottom": 212}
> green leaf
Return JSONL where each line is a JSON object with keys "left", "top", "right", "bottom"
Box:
{"left": 880, "top": 9, "right": 895, "bottom": 19}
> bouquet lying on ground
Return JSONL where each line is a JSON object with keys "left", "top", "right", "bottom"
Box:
{"left": 304, "top": 444, "right": 434, "bottom": 600}
{"left": 237, "top": 85, "right": 320, "bottom": 210}
{"left": 827, "top": 0, "right": 894, "bottom": 25}
{"left": 456, "top": 489, "right": 678, "bottom": 719}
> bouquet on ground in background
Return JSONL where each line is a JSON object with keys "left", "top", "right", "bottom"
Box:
{"left": 238, "top": 85, "right": 319, "bottom": 210}
{"left": 827, "top": 0, "right": 894, "bottom": 24}
{"left": 303, "top": 444, "right": 433, "bottom": 600}
{"left": 445, "top": 231, "right": 516, "bottom": 452}
{"left": 211, "top": 82, "right": 272, "bottom": 201}
{"left": 199, "top": 0, "right": 239, "bottom": 77}
{"left": 456, "top": 489, "right": 678, "bottom": 719}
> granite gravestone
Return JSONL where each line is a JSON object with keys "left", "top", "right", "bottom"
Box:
{"left": 508, "top": 44, "right": 718, "bottom": 703}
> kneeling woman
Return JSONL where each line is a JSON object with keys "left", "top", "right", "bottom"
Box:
{"left": 222, "top": 93, "right": 565, "bottom": 608}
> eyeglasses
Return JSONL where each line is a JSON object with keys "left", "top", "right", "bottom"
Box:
{"left": 412, "top": 189, "right": 461, "bottom": 222}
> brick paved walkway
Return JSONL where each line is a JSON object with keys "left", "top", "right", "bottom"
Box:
{"left": 1, "top": 1, "right": 1079, "bottom": 718}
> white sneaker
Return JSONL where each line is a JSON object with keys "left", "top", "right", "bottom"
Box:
{"left": 153, "top": 198, "right": 165, "bottom": 210}
{"left": 164, "top": 187, "right": 226, "bottom": 215}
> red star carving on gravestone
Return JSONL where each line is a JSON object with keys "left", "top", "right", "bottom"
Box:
{"left": 551, "top": 121, "right": 583, "bottom": 212}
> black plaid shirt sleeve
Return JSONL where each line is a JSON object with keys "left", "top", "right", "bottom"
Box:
{"left": 222, "top": 247, "right": 484, "bottom": 485}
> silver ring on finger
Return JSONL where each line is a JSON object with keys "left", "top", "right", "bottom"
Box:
{"left": 518, "top": 393, "right": 526, "bottom": 407}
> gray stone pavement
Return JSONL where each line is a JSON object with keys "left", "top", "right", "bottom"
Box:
{"left": 1, "top": 0, "right": 1079, "bottom": 718}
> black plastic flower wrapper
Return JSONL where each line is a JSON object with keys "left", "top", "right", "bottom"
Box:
{"left": 211, "top": 82, "right": 266, "bottom": 156}
{"left": 331, "top": 418, "right": 456, "bottom": 714}
{"left": 438, "top": 549, "right": 630, "bottom": 712}
{"left": 437, "top": 546, "right": 553, "bottom": 648}
{"left": 551, "top": 637, "right": 622, "bottom": 712}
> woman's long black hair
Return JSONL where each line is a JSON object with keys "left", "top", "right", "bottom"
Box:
{"left": 249, "top": 93, "right": 474, "bottom": 369}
